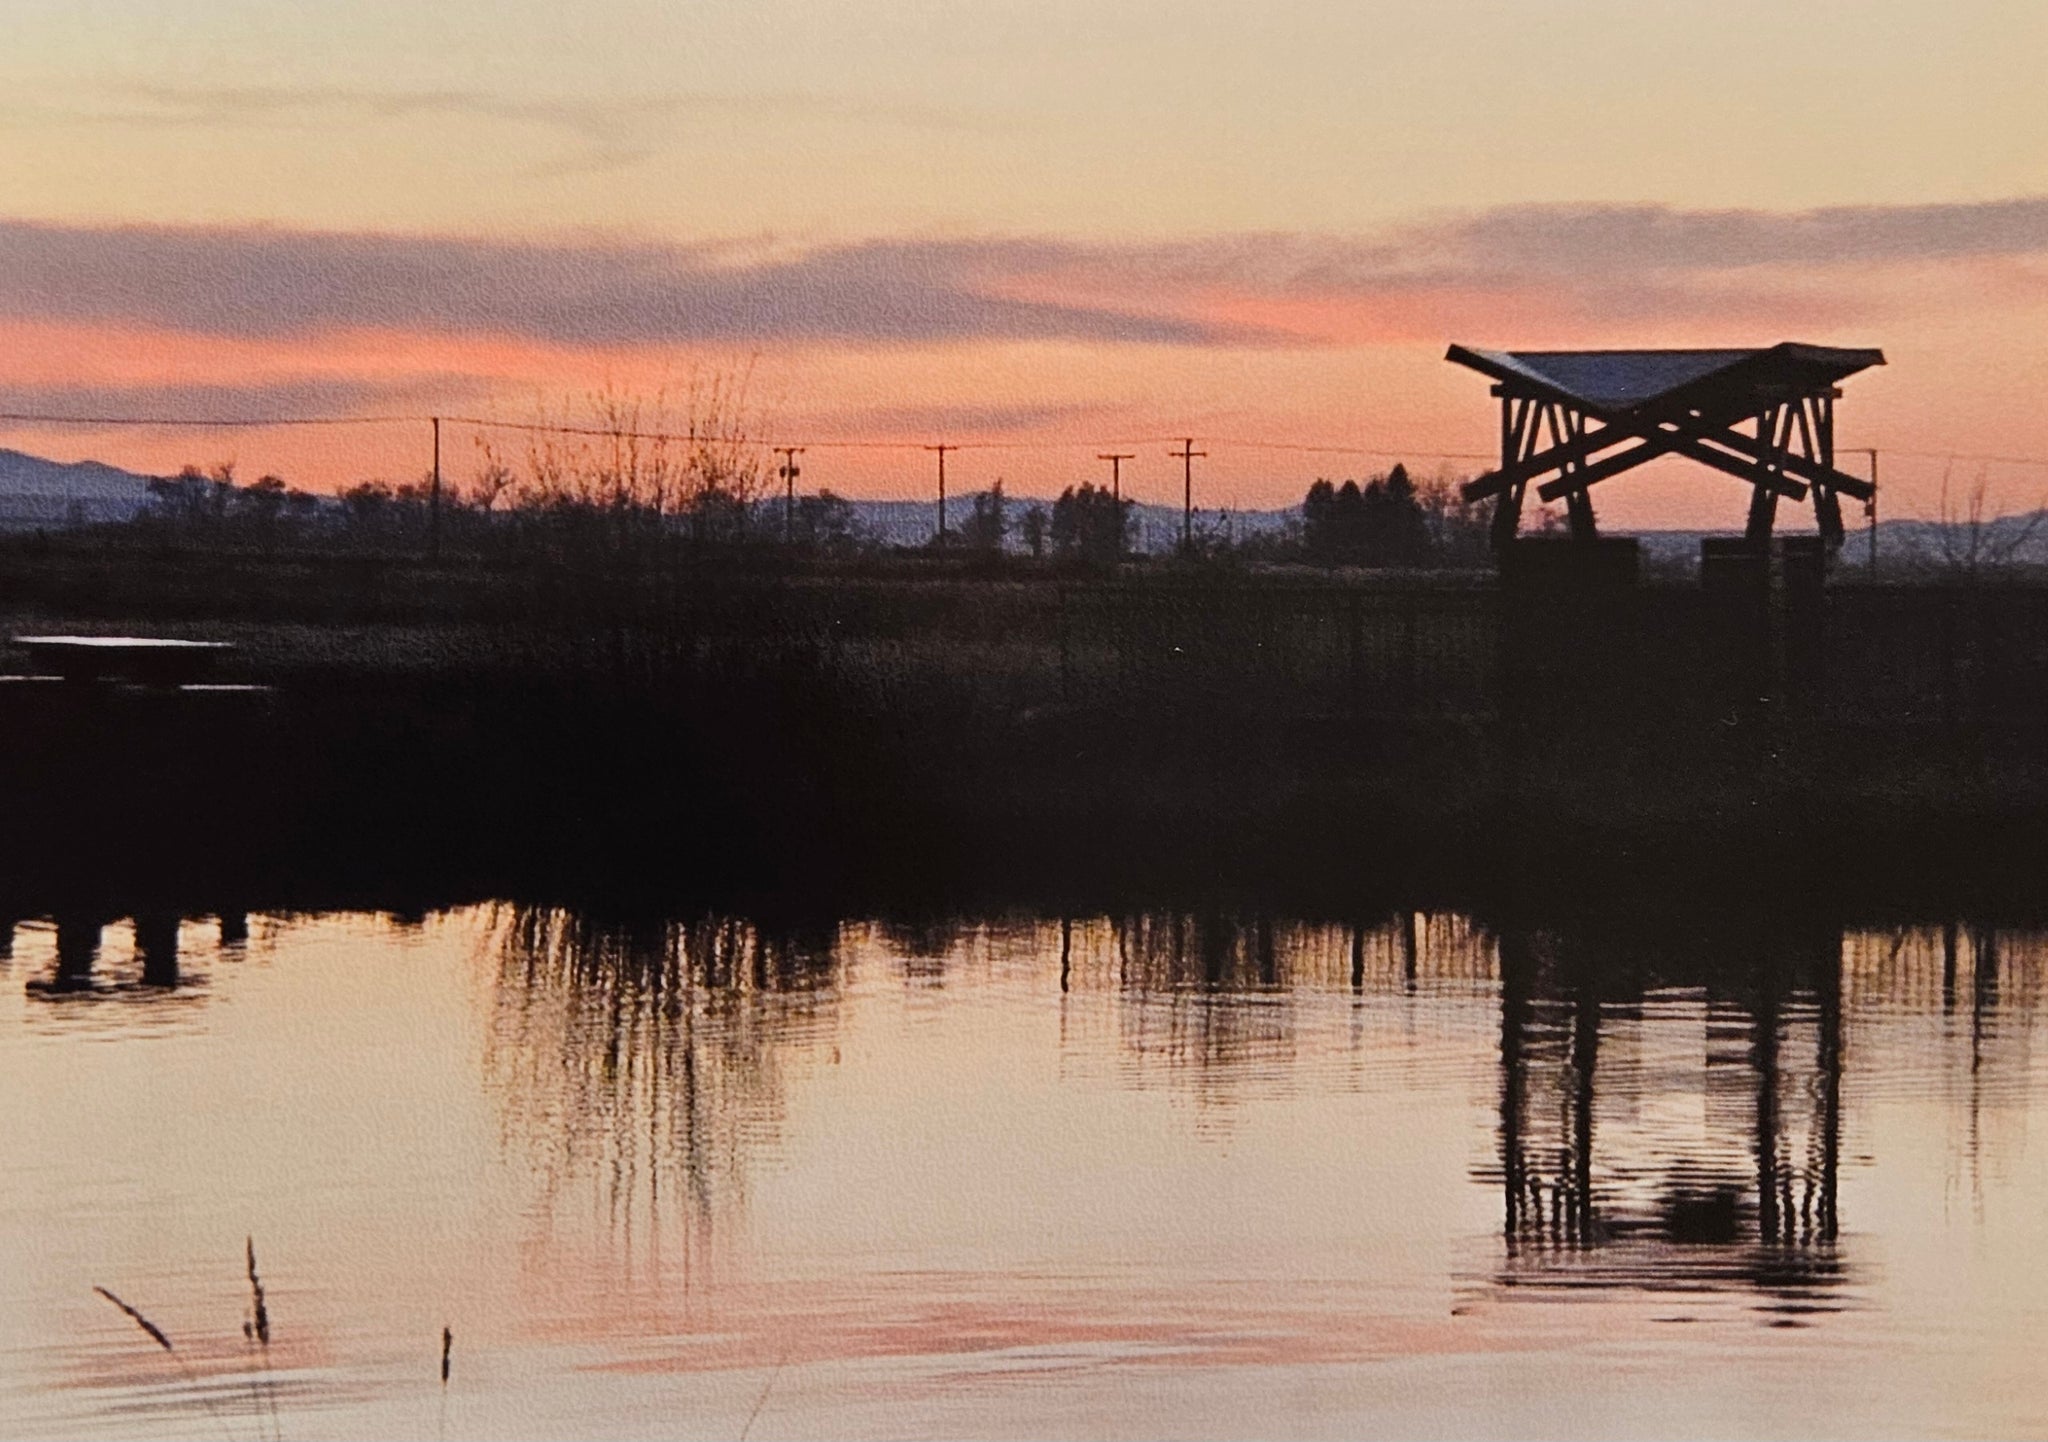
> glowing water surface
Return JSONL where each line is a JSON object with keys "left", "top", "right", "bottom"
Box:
{"left": 2, "top": 906, "right": 2045, "bottom": 1439}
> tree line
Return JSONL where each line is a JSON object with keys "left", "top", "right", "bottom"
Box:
{"left": 132, "top": 458, "right": 1491, "bottom": 568}
{"left": 934, "top": 465, "right": 1489, "bottom": 567}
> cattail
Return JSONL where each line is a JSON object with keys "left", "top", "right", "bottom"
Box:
{"left": 245, "top": 1236, "right": 270, "bottom": 1346}
{"left": 93, "top": 1285, "right": 236, "bottom": 1435}
{"left": 441, "top": 1326, "right": 453, "bottom": 1383}
{"left": 92, "top": 1287, "right": 172, "bottom": 1352}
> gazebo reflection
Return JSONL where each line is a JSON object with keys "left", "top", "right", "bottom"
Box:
{"left": 18, "top": 911, "right": 234, "bottom": 998}
{"left": 1484, "top": 914, "right": 1848, "bottom": 1318}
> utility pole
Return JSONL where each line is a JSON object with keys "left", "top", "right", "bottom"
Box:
{"left": 429, "top": 415, "right": 442, "bottom": 564}
{"left": 925, "top": 443, "right": 955, "bottom": 546}
{"left": 1097, "top": 452, "right": 1133, "bottom": 560}
{"left": 775, "top": 446, "right": 805, "bottom": 546}
{"left": 1169, "top": 438, "right": 1205, "bottom": 555}
{"left": 1863, "top": 448, "right": 1879, "bottom": 573}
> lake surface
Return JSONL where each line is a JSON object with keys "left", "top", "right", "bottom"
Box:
{"left": 3, "top": 903, "right": 2045, "bottom": 1439}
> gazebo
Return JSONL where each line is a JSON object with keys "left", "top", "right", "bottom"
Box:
{"left": 1448, "top": 343, "right": 1884, "bottom": 552}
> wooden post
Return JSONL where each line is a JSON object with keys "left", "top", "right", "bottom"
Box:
{"left": 135, "top": 914, "right": 180, "bottom": 988}
{"left": 1499, "top": 929, "right": 1533, "bottom": 1237}
{"left": 1817, "top": 925, "right": 1843, "bottom": 1241}
{"left": 55, "top": 915, "right": 100, "bottom": 990}
{"left": 1753, "top": 964, "right": 1784, "bottom": 1244}
{"left": 1570, "top": 971, "right": 1599, "bottom": 1244}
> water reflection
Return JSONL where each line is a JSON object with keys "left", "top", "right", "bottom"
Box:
{"left": 17, "top": 912, "right": 226, "bottom": 1002}
{"left": 12, "top": 896, "right": 2048, "bottom": 1437}
{"left": 475, "top": 902, "right": 2048, "bottom": 1327}
{"left": 1082, "top": 911, "right": 1497, "bottom": 1107}
{"left": 479, "top": 906, "right": 842, "bottom": 1256}
{"left": 1482, "top": 918, "right": 1849, "bottom": 1321}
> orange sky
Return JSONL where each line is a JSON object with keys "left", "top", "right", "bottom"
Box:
{"left": 2, "top": 0, "right": 2046, "bottom": 526}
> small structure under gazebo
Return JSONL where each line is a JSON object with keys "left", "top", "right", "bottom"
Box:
{"left": 1448, "top": 342, "right": 1884, "bottom": 554}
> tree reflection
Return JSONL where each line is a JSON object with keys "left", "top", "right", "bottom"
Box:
{"left": 473, "top": 896, "right": 2047, "bottom": 1323}
{"left": 480, "top": 906, "right": 843, "bottom": 1254}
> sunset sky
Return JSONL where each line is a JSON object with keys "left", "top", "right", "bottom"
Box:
{"left": 4, "top": 0, "right": 2047, "bottom": 526}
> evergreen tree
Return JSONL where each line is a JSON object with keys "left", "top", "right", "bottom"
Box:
{"left": 1049, "top": 482, "right": 1130, "bottom": 564}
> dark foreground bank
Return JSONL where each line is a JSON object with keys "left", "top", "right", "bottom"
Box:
{"left": 1, "top": 566, "right": 2046, "bottom": 927}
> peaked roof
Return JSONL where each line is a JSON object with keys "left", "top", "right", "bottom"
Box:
{"left": 1445, "top": 343, "right": 1885, "bottom": 414}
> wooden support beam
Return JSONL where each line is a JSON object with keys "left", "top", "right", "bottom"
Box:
{"left": 1566, "top": 485, "right": 1598, "bottom": 540}
{"left": 1804, "top": 393, "right": 1845, "bottom": 548}
{"left": 1743, "top": 405, "right": 1790, "bottom": 544}
{"left": 1465, "top": 393, "right": 1872, "bottom": 506}
{"left": 1472, "top": 408, "right": 1835, "bottom": 506}
{"left": 1463, "top": 413, "right": 1635, "bottom": 501}
{"left": 1488, "top": 394, "right": 1539, "bottom": 550}
{"left": 1537, "top": 424, "right": 1810, "bottom": 503}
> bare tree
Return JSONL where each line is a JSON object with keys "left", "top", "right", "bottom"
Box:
{"left": 466, "top": 432, "right": 519, "bottom": 513}
{"left": 1929, "top": 464, "right": 2048, "bottom": 578}
{"left": 479, "top": 363, "right": 770, "bottom": 544}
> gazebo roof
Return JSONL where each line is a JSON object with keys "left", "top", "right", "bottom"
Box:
{"left": 1445, "top": 343, "right": 1885, "bottom": 416}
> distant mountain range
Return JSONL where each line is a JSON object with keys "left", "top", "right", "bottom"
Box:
{"left": 0, "top": 446, "right": 2041, "bottom": 570}
{"left": 0, "top": 447, "right": 158, "bottom": 529}
{"left": 838, "top": 498, "right": 1296, "bottom": 555}
{"left": 842, "top": 498, "right": 2041, "bottom": 570}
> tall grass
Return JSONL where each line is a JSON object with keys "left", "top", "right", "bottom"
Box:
{"left": 91, "top": 1284, "right": 239, "bottom": 1437}
{"left": 242, "top": 1237, "right": 280, "bottom": 1442}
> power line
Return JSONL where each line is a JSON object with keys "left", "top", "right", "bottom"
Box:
{"left": 1859, "top": 447, "right": 2048, "bottom": 469}
{"left": 451, "top": 416, "right": 931, "bottom": 449}
{"left": 1194, "top": 436, "right": 1494, "bottom": 461}
{"left": 7, "top": 405, "right": 2048, "bottom": 476}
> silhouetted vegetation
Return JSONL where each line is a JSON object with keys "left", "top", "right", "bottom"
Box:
{"left": 1301, "top": 464, "right": 1490, "bottom": 568}
{"left": 1048, "top": 481, "right": 1131, "bottom": 565}
{"left": 957, "top": 481, "right": 1009, "bottom": 553}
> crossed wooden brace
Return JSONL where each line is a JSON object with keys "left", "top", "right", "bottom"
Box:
{"left": 1460, "top": 404, "right": 1875, "bottom": 509}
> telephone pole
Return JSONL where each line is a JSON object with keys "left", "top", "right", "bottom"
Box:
{"left": 775, "top": 446, "right": 805, "bottom": 546}
{"left": 429, "top": 415, "right": 442, "bottom": 564}
{"left": 1169, "top": 438, "right": 1205, "bottom": 555}
{"left": 1863, "top": 448, "right": 1879, "bottom": 573}
{"left": 925, "top": 443, "right": 955, "bottom": 546}
{"left": 1097, "top": 452, "right": 1134, "bottom": 560}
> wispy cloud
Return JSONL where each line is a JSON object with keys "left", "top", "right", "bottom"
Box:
{"left": 1107, "top": 198, "right": 2048, "bottom": 291}
{"left": 0, "top": 374, "right": 485, "bottom": 426}
{"left": 0, "top": 197, "right": 2042, "bottom": 355}
{"left": 0, "top": 222, "right": 1239, "bottom": 346}
{"left": 14, "top": 81, "right": 994, "bottom": 179}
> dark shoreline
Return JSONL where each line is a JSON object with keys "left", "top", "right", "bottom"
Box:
{"left": 4, "top": 541, "right": 2048, "bottom": 926}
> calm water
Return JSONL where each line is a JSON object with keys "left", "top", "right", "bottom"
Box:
{"left": 2, "top": 904, "right": 2045, "bottom": 1439}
